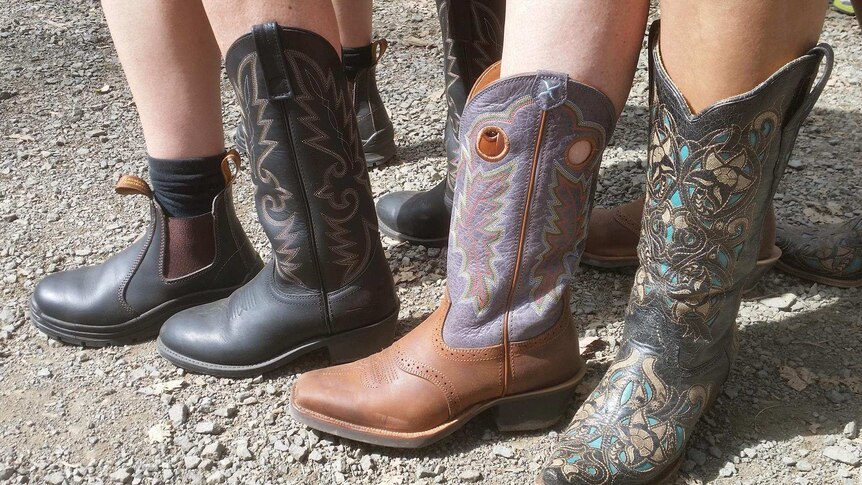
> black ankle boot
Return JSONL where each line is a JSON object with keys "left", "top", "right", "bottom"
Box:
{"left": 30, "top": 151, "right": 263, "bottom": 346}
{"left": 375, "top": 0, "right": 505, "bottom": 247}
{"left": 157, "top": 24, "right": 400, "bottom": 378}
{"left": 539, "top": 23, "right": 833, "bottom": 485}
{"left": 234, "top": 39, "right": 395, "bottom": 168}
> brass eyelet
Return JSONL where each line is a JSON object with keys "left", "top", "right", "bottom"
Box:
{"left": 476, "top": 126, "right": 510, "bottom": 162}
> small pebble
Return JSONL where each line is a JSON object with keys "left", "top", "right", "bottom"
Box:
{"left": 492, "top": 444, "right": 515, "bottom": 459}
{"left": 459, "top": 470, "right": 483, "bottom": 482}
{"left": 718, "top": 462, "right": 737, "bottom": 478}
{"left": 194, "top": 422, "right": 224, "bottom": 435}
{"left": 844, "top": 421, "right": 858, "bottom": 440}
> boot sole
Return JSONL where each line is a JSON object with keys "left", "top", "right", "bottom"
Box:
{"left": 289, "top": 366, "right": 586, "bottom": 449}
{"left": 535, "top": 457, "right": 681, "bottom": 485}
{"left": 29, "top": 286, "right": 244, "bottom": 347}
{"left": 155, "top": 309, "right": 399, "bottom": 378}
{"left": 774, "top": 260, "right": 862, "bottom": 288}
{"left": 378, "top": 217, "right": 449, "bottom": 248}
{"left": 581, "top": 247, "right": 781, "bottom": 294}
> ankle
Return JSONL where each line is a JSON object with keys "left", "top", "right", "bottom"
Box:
{"left": 342, "top": 43, "right": 375, "bottom": 81}
{"left": 148, "top": 152, "right": 227, "bottom": 218}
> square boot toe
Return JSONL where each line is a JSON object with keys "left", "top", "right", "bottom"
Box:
{"left": 291, "top": 360, "right": 451, "bottom": 434}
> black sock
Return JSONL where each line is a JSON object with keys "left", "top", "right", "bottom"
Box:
{"left": 147, "top": 152, "right": 226, "bottom": 218}
{"left": 342, "top": 44, "right": 374, "bottom": 81}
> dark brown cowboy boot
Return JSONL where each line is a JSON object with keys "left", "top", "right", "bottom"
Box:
{"left": 30, "top": 151, "right": 263, "bottom": 346}
{"left": 157, "top": 24, "right": 399, "bottom": 378}
{"left": 776, "top": 216, "right": 862, "bottom": 287}
{"left": 375, "top": 0, "right": 505, "bottom": 247}
{"left": 290, "top": 63, "right": 617, "bottom": 448}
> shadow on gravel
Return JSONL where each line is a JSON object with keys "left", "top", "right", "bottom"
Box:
{"left": 367, "top": 137, "right": 445, "bottom": 174}
{"left": 691, "top": 293, "right": 861, "bottom": 483}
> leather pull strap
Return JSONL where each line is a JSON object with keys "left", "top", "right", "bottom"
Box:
{"left": 467, "top": 61, "right": 501, "bottom": 101}
{"left": 115, "top": 175, "right": 153, "bottom": 198}
{"left": 252, "top": 22, "right": 293, "bottom": 100}
{"left": 373, "top": 38, "right": 388, "bottom": 62}
{"left": 220, "top": 149, "right": 242, "bottom": 185}
{"left": 786, "top": 43, "right": 834, "bottom": 133}
{"left": 774, "top": 43, "right": 834, "bottom": 181}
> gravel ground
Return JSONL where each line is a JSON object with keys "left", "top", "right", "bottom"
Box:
{"left": 2, "top": 2, "right": 861, "bottom": 484}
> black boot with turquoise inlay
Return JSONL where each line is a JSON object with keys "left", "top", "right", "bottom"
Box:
{"left": 538, "top": 23, "right": 832, "bottom": 485}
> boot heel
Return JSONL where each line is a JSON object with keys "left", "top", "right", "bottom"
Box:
{"left": 493, "top": 382, "right": 578, "bottom": 432}
{"left": 326, "top": 313, "right": 398, "bottom": 364}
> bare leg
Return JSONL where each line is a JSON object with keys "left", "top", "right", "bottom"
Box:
{"left": 501, "top": 0, "right": 649, "bottom": 115}
{"left": 203, "top": 0, "right": 340, "bottom": 57}
{"left": 101, "top": 0, "right": 224, "bottom": 159}
{"left": 660, "top": 0, "right": 827, "bottom": 113}
{"left": 333, "top": 0, "right": 373, "bottom": 48}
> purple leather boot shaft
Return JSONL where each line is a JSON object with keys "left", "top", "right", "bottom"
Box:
{"left": 444, "top": 70, "right": 617, "bottom": 348}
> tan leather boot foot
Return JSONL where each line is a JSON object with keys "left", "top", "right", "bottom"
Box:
{"left": 581, "top": 196, "right": 645, "bottom": 268}
{"left": 290, "top": 296, "right": 585, "bottom": 448}
{"left": 581, "top": 197, "right": 781, "bottom": 292}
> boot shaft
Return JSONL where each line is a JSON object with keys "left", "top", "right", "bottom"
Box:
{"left": 436, "top": 0, "right": 506, "bottom": 201}
{"left": 444, "top": 66, "right": 617, "bottom": 348}
{"left": 628, "top": 23, "right": 832, "bottom": 363}
{"left": 225, "top": 24, "right": 382, "bottom": 294}
{"left": 347, "top": 40, "right": 396, "bottom": 167}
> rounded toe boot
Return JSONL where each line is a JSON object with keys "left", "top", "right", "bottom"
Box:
{"left": 30, "top": 151, "right": 264, "bottom": 346}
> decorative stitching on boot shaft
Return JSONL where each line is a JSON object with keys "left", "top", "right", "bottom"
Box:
{"left": 231, "top": 52, "right": 306, "bottom": 287}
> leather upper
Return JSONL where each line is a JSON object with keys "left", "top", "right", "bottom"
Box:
{"left": 445, "top": 68, "right": 617, "bottom": 348}
{"left": 352, "top": 40, "right": 395, "bottom": 158}
{"left": 373, "top": 0, "right": 505, "bottom": 244}
{"left": 292, "top": 295, "right": 584, "bottom": 433}
{"left": 436, "top": 0, "right": 506, "bottom": 195}
{"left": 159, "top": 24, "right": 398, "bottom": 368}
{"left": 32, "top": 184, "right": 262, "bottom": 327}
{"left": 225, "top": 24, "right": 398, "bottom": 319}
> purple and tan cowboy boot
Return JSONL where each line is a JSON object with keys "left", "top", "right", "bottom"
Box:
{"left": 289, "top": 63, "right": 617, "bottom": 448}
